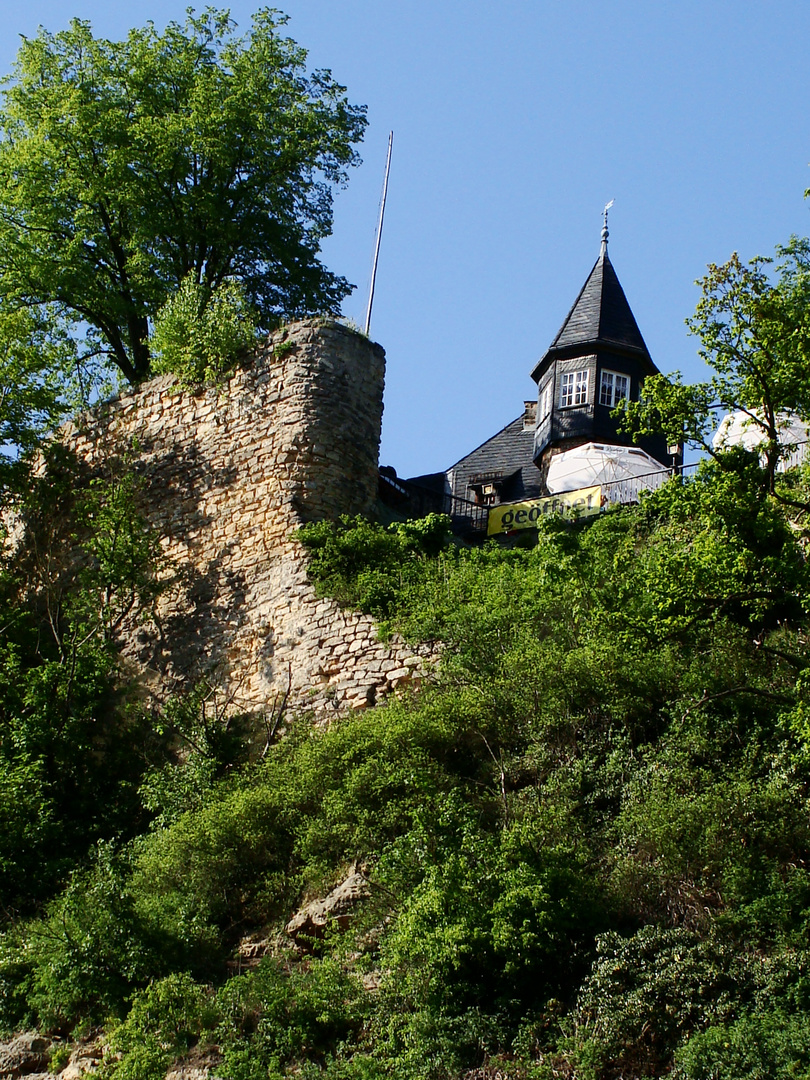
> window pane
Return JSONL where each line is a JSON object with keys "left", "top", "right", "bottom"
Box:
{"left": 599, "top": 370, "right": 630, "bottom": 407}
{"left": 574, "top": 370, "right": 588, "bottom": 405}
{"left": 600, "top": 372, "right": 613, "bottom": 407}
{"left": 560, "top": 369, "right": 588, "bottom": 408}
{"left": 560, "top": 372, "right": 573, "bottom": 407}
{"left": 539, "top": 382, "right": 552, "bottom": 419}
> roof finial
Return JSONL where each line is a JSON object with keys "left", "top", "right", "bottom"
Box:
{"left": 601, "top": 199, "right": 614, "bottom": 255}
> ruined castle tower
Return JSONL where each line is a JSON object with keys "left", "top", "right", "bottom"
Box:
{"left": 59, "top": 319, "right": 428, "bottom": 716}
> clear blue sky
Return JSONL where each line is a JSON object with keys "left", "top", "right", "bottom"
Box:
{"left": 2, "top": 1, "right": 809, "bottom": 477}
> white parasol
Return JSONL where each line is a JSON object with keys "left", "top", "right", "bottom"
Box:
{"left": 546, "top": 442, "right": 670, "bottom": 502}
{"left": 712, "top": 410, "right": 810, "bottom": 471}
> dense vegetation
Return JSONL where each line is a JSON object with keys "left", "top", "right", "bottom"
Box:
{"left": 3, "top": 445, "right": 810, "bottom": 1079}
{"left": 2, "top": 11, "right": 810, "bottom": 1077}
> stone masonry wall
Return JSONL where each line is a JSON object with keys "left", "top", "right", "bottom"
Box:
{"left": 58, "top": 319, "right": 429, "bottom": 717}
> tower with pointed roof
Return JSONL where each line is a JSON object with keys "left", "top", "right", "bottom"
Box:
{"left": 391, "top": 212, "right": 678, "bottom": 528}
{"left": 531, "top": 213, "right": 673, "bottom": 479}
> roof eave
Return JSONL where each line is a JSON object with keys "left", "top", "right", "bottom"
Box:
{"left": 531, "top": 339, "right": 658, "bottom": 383}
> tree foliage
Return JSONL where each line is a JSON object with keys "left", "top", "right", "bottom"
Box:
{"left": 623, "top": 239, "right": 810, "bottom": 493}
{"left": 0, "top": 9, "right": 366, "bottom": 384}
{"left": 0, "top": 305, "right": 77, "bottom": 490}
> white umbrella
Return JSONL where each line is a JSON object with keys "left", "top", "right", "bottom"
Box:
{"left": 546, "top": 442, "right": 669, "bottom": 502}
{"left": 712, "top": 409, "right": 810, "bottom": 471}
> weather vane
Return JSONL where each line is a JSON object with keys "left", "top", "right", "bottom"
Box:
{"left": 601, "top": 199, "right": 614, "bottom": 253}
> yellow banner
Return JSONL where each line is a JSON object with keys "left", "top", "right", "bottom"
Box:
{"left": 487, "top": 486, "right": 602, "bottom": 535}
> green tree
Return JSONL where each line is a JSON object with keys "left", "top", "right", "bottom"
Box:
{"left": 0, "top": 9, "right": 366, "bottom": 385}
{"left": 0, "top": 305, "right": 76, "bottom": 491}
{"left": 624, "top": 240, "right": 810, "bottom": 493}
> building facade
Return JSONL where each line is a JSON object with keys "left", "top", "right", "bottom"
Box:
{"left": 399, "top": 226, "right": 679, "bottom": 521}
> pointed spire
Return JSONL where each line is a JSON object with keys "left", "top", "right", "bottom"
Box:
{"left": 600, "top": 199, "right": 614, "bottom": 256}
{"left": 530, "top": 209, "right": 659, "bottom": 383}
{"left": 542, "top": 253, "right": 650, "bottom": 359}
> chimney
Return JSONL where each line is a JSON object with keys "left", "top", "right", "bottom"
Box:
{"left": 523, "top": 400, "right": 537, "bottom": 431}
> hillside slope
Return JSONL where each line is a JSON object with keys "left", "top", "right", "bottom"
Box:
{"left": 3, "top": 458, "right": 810, "bottom": 1080}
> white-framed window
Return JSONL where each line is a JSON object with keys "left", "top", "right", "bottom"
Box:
{"left": 600, "top": 370, "right": 630, "bottom": 408}
{"left": 560, "top": 369, "right": 589, "bottom": 408}
{"left": 538, "top": 380, "right": 552, "bottom": 422}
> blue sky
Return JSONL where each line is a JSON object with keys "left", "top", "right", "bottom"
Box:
{"left": 1, "top": 1, "right": 809, "bottom": 477}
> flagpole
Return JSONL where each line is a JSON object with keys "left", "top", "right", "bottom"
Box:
{"left": 364, "top": 130, "right": 393, "bottom": 337}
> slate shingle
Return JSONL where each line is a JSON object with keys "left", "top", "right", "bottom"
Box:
{"left": 531, "top": 250, "right": 656, "bottom": 382}
{"left": 442, "top": 416, "right": 542, "bottom": 503}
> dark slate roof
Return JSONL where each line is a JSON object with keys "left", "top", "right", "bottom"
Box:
{"left": 441, "top": 415, "right": 543, "bottom": 502}
{"left": 446, "top": 415, "right": 533, "bottom": 475}
{"left": 531, "top": 249, "right": 656, "bottom": 381}
{"left": 403, "top": 471, "right": 447, "bottom": 494}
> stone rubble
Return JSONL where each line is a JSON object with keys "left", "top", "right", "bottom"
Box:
{"left": 0, "top": 1033, "right": 51, "bottom": 1080}
{"left": 57, "top": 1043, "right": 102, "bottom": 1080}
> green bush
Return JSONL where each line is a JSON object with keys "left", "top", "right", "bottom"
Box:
{"left": 151, "top": 275, "right": 259, "bottom": 387}
{"left": 0, "top": 923, "right": 36, "bottom": 1035}
{"left": 105, "top": 973, "right": 218, "bottom": 1080}
{"left": 130, "top": 778, "right": 293, "bottom": 953}
{"left": 568, "top": 927, "right": 748, "bottom": 1079}
{"left": 139, "top": 685, "right": 250, "bottom": 830}
{"left": 215, "top": 956, "right": 366, "bottom": 1080}
{"left": 674, "top": 1011, "right": 810, "bottom": 1080}
{"left": 23, "top": 845, "right": 175, "bottom": 1030}
{"left": 298, "top": 513, "right": 452, "bottom": 619}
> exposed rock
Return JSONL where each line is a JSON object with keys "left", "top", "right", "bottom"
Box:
{"left": 0, "top": 1033, "right": 51, "bottom": 1079}
{"left": 59, "top": 1041, "right": 103, "bottom": 1080}
{"left": 461, "top": 1069, "right": 511, "bottom": 1080}
{"left": 232, "top": 934, "right": 274, "bottom": 971}
{"left": 165, "top": 1067, "right": 212, "bottom": 1080}
{"left": 286, "top": 870, "right": 371, "bottom": 945}
{"left": 165, "top": 1045, "right": 223, "bottom": 1080}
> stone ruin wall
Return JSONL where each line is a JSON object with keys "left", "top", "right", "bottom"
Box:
{"left": 59, "top": 319, "right": 430, "bottom": 718}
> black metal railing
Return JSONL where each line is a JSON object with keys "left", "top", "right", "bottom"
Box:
{"left": 440, "top": 493, "right": 489, "bottom": 536}
{"left": 380, "top": 474, "right": 490, "bottom": 537}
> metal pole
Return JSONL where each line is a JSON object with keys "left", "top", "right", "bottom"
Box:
{"left": 364, "top": 130, "right": 393, "bottom": 337}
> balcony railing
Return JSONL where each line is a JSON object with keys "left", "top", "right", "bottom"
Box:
{"left": 597, "top": 438, "right": 810, "bottom": 507}
{"left": 394, "top": 441, "right": 810, "bottom": 540}
{"left": 599, "top": 463, "right": 696, "bottom": 506}
{"left": 440, "top": 493, "right": 489, "bottom": 536}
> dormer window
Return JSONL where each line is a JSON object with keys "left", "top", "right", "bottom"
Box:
{"left": 469, "top": 472, "right": 504, "bottom": 506}
{"left": 599, "top": 370, "right": 629, "bottom": 408}
{"left": 560, "top": 370, "right": 589, "bottom": 408}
